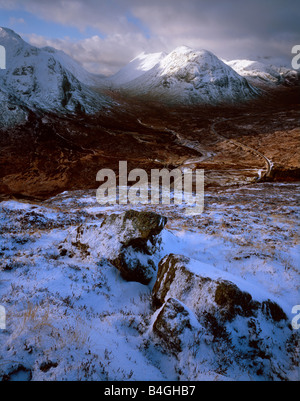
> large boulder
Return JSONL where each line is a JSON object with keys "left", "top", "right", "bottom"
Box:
{"left": 151, "top": 254, "right": 296, "bottom": 380}
{"left": 65, "top": 211, "right": 167, "bottom": 285}
{"left": 99, "top": 210, "right": 167, "bottom": 253}
{"left": 153, "top": 254, "right": 287, "bottom": 322}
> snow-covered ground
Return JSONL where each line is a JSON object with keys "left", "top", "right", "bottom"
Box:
{"left": 0, "top": 183, "right": 299, "bottom": 381}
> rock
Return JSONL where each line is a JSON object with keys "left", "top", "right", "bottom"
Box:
{"left": 214, "top": 281, "right": 260, "bottom": 320}
{"left": 101, "top": 211, "right": 167, "bottom": 284}
{"left": 153, "top": 254, "right": 199, "bottom": 308}
{"left": 153, "top": 254, "right": 286, "bottom": 323}
{"left": 1, "top": 365, "right": 32, "bottom": 382}
{"left": 100, "top": 211, "right": 167, "bottom": 253}
{"left": 152, "top": 298, "right": 201, "bottom": 352}
{"left": 39, "top": 361, "right": 58, "bottom": 373}
{"left": 66, "top": 210, "right": 167, "bottom": 285}
{"left": 262, "top": 300, "right": 288, "bottom": 322}
{"left": 150, "top": 254, "right": 293, "bottom": 379}
{"left": 153, "top": 254, "right": 221, "bottom": 316}
{"left": 111, "top": 246, "right": 157, "bottom": 284}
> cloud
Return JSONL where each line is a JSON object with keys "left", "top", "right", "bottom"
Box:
{"left": 9, "top": 17, "right": 26, "bottom": 25}
{"left": 26, "top": 33, "right": 165, "bottom": 75}
{"left": 1, "top": 0, "right": 300, "bottom": 73}
{"left": 0, "top": 0, "right": 140, "bottom": 35}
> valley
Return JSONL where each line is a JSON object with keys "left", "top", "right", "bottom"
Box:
{"left": 0, "top": 85, "right": 299, "bottom": 200}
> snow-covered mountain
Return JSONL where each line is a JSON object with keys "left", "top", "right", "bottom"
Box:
{"left": 0, "top": 27, "right": 110, "bottom": 127}
{"left": 224, "top": 59, "right": 283, "bottom": 84}
{"left": 1, "top": 27, "right": 297, "bottom": 128}
{"left": 110, "top": 46, "right": 259, "bottom": 104}
{"left": 224, "top": 58, "right": 300, "bottom": 87}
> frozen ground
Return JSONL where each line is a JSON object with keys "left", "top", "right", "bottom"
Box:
{"left": 0, "top": 183, "right": 299, "bottom": 381}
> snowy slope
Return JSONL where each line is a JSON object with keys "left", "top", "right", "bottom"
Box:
{"left": 109, "top": 51, "right": 167, "bottom": 86}
{"left": 42, "top": 46, "right": 106, "bottom": 87}
{"left": 0, "top": 183, "right": 299, "bottom": 381}
{"left": 0, "top": 27, "right": 109, "bottom": 125}
{"left": 112, "top": 46, "right": 259, "bottom": 104}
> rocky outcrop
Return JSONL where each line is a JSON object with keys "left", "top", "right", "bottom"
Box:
{"left": 1, "top": 365, "right": 32, "bottom": 382}
{"left": 101, "top": 210, "right": 167, "bottom": 251}
{"left": 153, "top": 254, "right": 287, "bottom": 322}
{"left": 99, "top": 211, "right": 167, "bottom": 284}
{"left": 66, "top": 211, "right": 167, "bottom": 285}
{"left": 151, "top": 254, "right": 294, "bottom": 379}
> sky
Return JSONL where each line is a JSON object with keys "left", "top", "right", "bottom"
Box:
{"left": 0, "top": 0, "right": 299, "bottom": 75}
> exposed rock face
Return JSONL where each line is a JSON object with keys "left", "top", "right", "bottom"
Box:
{"left": 214, "top": 281, "right": 260, "bottom": 320}
{"left": 151, "top": 254, "right": 294, "bottom": 379}
{"left": 2, "top": 365, "right": 32, "bottom": 382}
{"left": 66, "top": 211, "right": 167, "bottom": 285}
{"left": 110, "top": 246, "right": 157, "bottom": 285}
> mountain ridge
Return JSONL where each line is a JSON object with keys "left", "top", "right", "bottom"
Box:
{"left": 1, "top": 27, "right": 298, "bottom": 128}
{"left": 109, "top": 46, "right": 260, "bottom": 104}
{"left": 0, "top": 27, "right": 110, "bottom": 127}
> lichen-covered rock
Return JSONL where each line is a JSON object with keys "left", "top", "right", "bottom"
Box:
{"left": 101, "top": 211, "right": 167, "bottom": 251}
{"left": 65, "top": 210, "right": 167, "bottom": 285}
{"left": 153, "top": 254, "right": 226, "bottom": 318}
{"left": 261, "top": 300, "right": 288, "bottom": 323}
{"left": 101, "top": 211, "right": 167, "bottom": 284}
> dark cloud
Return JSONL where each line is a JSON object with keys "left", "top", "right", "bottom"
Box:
{"left": 1, "top": 0, "right": 299, "bottom": 74}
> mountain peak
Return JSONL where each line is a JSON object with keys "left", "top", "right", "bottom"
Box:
{"left": 169, "top": 46, "right": 212, "bottom": 57}
{"left": 0, "top": 26, "right": 24, "bottom": 42}
{"left": 172, "top": 45, "right": 193, "bottom": 53}
{"left": 0, "top": 28, "right": 110, "bottom": 126}
{"left": 111, "top": 45, "right": 259, "bottom": 104}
